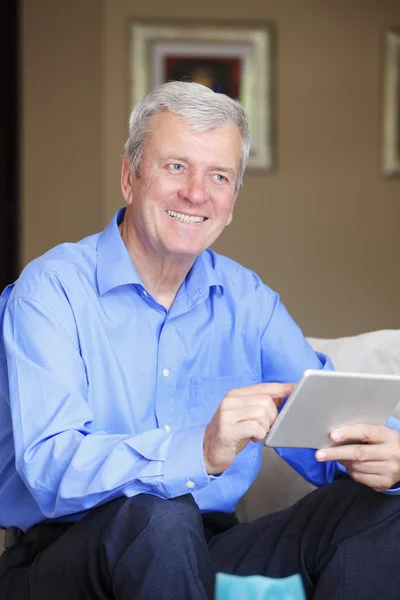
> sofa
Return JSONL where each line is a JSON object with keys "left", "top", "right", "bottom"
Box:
{"left": 1, "top": 329, "right": 400, "bottom": 553}
{"left": 236, "top": 329, "right": 400, "bottom": 522}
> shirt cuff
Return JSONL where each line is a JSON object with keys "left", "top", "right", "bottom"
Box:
{"left": 383, "top": 484, "right": 400, "bottom": 495}
{"left": 163, "top": 425, "right": 211, "bottom": 497}
{"left": 335, "top": 460, "right": 400, "bottom": 494}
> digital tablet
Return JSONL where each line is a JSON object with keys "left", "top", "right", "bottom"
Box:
{"left": 264, "top": 369, "right": 400, "bottom": 449}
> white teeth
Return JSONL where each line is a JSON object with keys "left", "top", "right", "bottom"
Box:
{"left": 167, "top": 210, "right": 205, "bottom": 224}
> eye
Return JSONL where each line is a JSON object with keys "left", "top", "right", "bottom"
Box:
{"left": 214, "top": 173, "right": 227, "bottom": 182}
{"left": 168, "top": 163, "right": 183, "bottom": 172}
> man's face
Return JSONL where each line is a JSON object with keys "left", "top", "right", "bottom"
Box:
{"left": 122, "top": 111, "right": 242, "bottom": 261}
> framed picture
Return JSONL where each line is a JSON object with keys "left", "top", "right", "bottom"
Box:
{"left": 130, "top": 22, "right": 273, "bottom": 170}
{"left": 382, "top": 30, "right": 400, "bottom": 176}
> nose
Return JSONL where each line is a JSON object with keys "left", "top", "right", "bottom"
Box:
{"left": 178, "top": 172, "right": 207, "bottom": 205}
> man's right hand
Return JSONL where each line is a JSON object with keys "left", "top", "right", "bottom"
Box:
{"left": 203, "top": 382, "right": 295, "bottom": 475}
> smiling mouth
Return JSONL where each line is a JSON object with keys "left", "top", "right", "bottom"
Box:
{"left": 166, "top": 210, "right": 207, "bottom": 224}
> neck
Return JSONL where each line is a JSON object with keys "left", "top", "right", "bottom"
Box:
{"left": 119, "top": 217, "right": 195, "bottom": 311}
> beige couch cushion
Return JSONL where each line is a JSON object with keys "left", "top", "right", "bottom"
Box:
{"left": 237, "top": 330, "right": 400, "bottom": 522}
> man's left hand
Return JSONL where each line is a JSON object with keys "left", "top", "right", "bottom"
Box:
{"left": 315, "top": 424, "right": 400, "bottom": 492}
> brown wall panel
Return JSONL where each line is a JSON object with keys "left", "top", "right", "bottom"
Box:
{"left": 22, "top": 0, "right": 400, "bottom": 337}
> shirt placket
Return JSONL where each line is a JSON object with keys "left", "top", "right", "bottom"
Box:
{"left": 155, "top": 322, "right": 177, "bottom": 433}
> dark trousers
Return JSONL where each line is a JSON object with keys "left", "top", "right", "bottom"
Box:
{"left": 1, "top": 478, "right": 400, "bottom": 599}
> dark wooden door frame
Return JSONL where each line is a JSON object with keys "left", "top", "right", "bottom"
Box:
{"left": 0, "top": 0, "right": 19, "bottom": 290}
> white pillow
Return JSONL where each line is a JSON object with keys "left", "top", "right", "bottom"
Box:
{"left": 307, "top": 330, "right": 400, "bottom": 418}
{"left": 307, "top": 330, "right": 400, "bottom": 375}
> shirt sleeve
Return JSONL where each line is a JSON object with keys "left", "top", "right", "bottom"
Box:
{"left": 260, "top": 291, "right": 400, "bottom": 494}
{"left": 259, "top": 289, "right": 345, "bottom": 487}
{"left": 3, "top": 295, "right": 211, "bottom": 520}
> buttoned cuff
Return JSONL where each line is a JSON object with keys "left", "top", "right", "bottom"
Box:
{"left": 163, "top": 425, "right": 211, "bottom": 497}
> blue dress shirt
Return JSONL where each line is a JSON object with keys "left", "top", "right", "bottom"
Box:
{"left": 1, "top": 208, "right": 399, "bottom": 531}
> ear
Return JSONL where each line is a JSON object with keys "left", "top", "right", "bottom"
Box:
{"left": 121, "top": 155, "right": 133, "bottom": 205}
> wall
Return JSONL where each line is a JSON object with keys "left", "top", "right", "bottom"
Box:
{"left": 22, "top": 0, "right": 103, "bottom": 262}
{"left": 22, "top": 0, "right": 400, "bottom": 337}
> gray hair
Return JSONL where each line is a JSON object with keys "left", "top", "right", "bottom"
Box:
{"left": 124, "top": 81, "right": 250, "bottom": 192}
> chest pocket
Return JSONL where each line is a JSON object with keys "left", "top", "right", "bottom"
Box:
{"left": 189, "top": 372, "right": 259, "bottom": 427}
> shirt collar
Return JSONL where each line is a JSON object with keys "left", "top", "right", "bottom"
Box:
{"left": 183, "top": 248, "right": 223, "bottom": 301}
{"left": 96, "top": 208, "right": 224, "bottom": 296}
{"left": 97, "top": 208, "right": 143, "bottom": 295}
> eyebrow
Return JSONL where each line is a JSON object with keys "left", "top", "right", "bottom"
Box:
{"left": 208, "top": 165, "right": 236, "bottom": 175}
{"left": 161, "top": 155, "right": 236, "bottom": 175}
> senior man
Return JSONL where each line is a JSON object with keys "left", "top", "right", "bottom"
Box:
{"left": 0, "top": 81, "right": 400, "bottom": 599}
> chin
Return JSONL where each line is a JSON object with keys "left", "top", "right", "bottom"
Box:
{"left": 166, "top": 243, "right": 204, "bottom": 259}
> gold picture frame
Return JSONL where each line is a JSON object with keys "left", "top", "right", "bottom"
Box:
{"left": 130, "top": 21, "right": 274, "bottom": 171}
{"left": 382, "top": 30, "right": 400, "bottom": 176}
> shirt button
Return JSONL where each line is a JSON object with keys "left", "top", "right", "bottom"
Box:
{"left": 162, "top": 368, "right": 170, "bottom": 377}
{"left": 164, "top": 424, "right": 171, "bottom": 432}
{"left": 186, "top": 480, "right": 196, "bottom": 489}
{"left": 142, "top": 290, "right": 148, "bottom": 297}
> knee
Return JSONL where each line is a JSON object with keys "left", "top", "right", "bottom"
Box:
{"left": 104, "top": 493, "right": 203, "bottom": 546}
{"left": 127, "top": 493, "right": 202, "bottom": 536}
